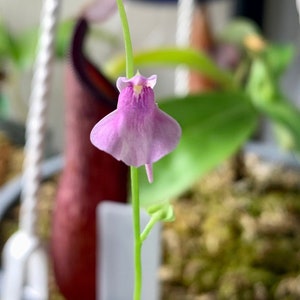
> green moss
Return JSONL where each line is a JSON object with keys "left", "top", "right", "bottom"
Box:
{"left": 162, "top": 164, "right": 300, "bottom": 299}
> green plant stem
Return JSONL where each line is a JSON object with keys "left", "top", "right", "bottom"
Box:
{"left": 140, "top": 213, "right": 162, "bottom": 243}
{"left": 115, "top": 0, "right": 142, "bottom": 299}
{"left": 131, "top": 166, "right": 142, "bottom": 300}
{"left": 115, "top": 0, "right": 134, "bottom": 78}
{"left": 116, "top": 0, "right": 142, "bottom": 300}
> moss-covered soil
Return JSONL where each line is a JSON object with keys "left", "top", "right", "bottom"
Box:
{"left": 1, "top": 132, "right": 300, "bottom": 300}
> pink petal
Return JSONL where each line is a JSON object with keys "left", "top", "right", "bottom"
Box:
{"left": 90, "top": 110, "right": 124, "bottom": 161}
{"left": 90, "top": 105, "right": 181, "bottom": 167}
{"left": 148, "top": 108, "right": 182, "bottom": 162}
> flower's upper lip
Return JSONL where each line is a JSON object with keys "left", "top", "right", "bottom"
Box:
{"left": 116, "top": 73, "right": 157, "bottom": 92}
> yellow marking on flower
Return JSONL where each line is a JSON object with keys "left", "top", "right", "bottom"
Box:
{"left": 244, "top": 34, "right": 266, "bottom": 52}
{"left": 134, "top": 85, "right": 143, "bottom": 95}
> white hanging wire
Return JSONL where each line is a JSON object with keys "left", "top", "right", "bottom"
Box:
{"left": 1, "top": 0, "right": 61, "bottom": 299}
{"left": 296, "top": 0, "right": 300, "bottom": 24}
{"left": 20, "top": 0, "right": 60, "bottom": 234}
{"left": 175, "top": 0, "right": 195, "bottom": 95}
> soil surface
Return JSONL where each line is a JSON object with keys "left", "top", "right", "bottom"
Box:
{"left": 1, "top": 132, "right": 300, "bottom": 300}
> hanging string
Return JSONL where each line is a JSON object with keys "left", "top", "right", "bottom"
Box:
{"left": 175, "top": 0, "right": 194, "bottom": 95}
{"left": 296, "top": 0, "right": 300, "bottom": 25}
{"left": 20, "top": 0, "right": 61, "bottom": 234}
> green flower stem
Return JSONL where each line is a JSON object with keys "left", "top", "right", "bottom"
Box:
{"left": 116, "top": 0, "right": 142, "bottom": 299}
{"left": 140, "top": 213, "right": 162, "bottom": 243}
{"left": 115, "top": 0, "right": 134, "bottom": 78}
{"left": 130, "top": 166, "right": 142, "bottom": 300}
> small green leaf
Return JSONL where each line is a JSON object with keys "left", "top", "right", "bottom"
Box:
{"left": 262, "top": 44, "right": 295, "bottom": 80}
{"left": 139, "top": 92, "right": 258, "bottom": 207}
{"left": 16, "top": 27, "right": 39, "bottom": 69}
{"left": 147, "top": 202, "right": 175, "bottom": 222}
{"left": 258, "top": 99, "right": 300, "bottom": 152}
{"left": 55, "top": 19, "right": 75, "bottom": 58}
{"left": 246, "top": 58, "right": 278, "bottom": 105}
{"left": 0, "top": 20, "right": 21, "bottom": 65}
{"left": 105, "top": 47, "right": 235, "bottom": 89}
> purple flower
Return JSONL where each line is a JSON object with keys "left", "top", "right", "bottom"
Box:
{"left": 90, "top": 73, "right": 181, "bottom": 183}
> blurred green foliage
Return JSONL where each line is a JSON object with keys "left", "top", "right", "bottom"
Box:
{"left": 0, "top": 18, "right": 74, "bottom": 70}
{"left": 0, "top": 18, "right": 75, "bottom": 118}
{"left": 109, "top": 18, "right": 298, "bottom": 207}
{"left": 139, "top": 91, "right": 257, "bottom": 206}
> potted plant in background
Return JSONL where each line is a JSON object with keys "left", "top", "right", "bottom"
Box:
{"left": 1, "top": 0, "right": 300, "bottom": 298}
